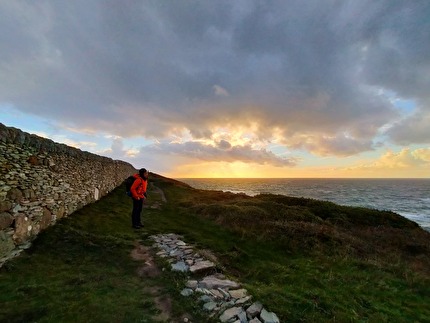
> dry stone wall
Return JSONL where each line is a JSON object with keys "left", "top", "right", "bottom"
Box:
{"left": 0, "top": 123, "right": 136, "bottom": 265}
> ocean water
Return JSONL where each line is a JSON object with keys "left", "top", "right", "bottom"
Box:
{"left": 178, "top": 178, "right": 430, "bottom": 232}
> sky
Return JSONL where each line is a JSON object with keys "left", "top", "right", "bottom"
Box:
{"left": 1, "top": 0, "right": 429, "bottom": 178}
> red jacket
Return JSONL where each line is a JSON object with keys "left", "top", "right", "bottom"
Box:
{"left": 130, "top": 174, "right": 148, "bottom": 200}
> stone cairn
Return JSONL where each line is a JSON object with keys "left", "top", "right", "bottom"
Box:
{"left": 151, "top": 233, "right": 280, "bottom": 323}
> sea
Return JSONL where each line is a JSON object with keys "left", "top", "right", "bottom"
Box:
{"left": 178, "top": 178, "right": 430, "bottom": 232}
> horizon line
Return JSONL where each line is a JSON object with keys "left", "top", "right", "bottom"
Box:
{"left": 173, "top": 177, "right": 430, "bottom": 180}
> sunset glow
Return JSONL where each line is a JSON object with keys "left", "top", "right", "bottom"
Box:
{"left": 1, "top": 1, "right": 429, "bottom": 178}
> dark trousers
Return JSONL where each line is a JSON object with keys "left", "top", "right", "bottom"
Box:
{"left": 131, "top": 198, "right": 143, "bottom": 226}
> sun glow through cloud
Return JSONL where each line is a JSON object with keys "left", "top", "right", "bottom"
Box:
{"left": 0, "top": 1, "right": 429, "bottom": 178}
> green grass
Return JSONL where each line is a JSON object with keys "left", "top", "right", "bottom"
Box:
{"left": 1, "top": 174, "right": 430, "bottom": 322}
{"left": 0, "top": 223, "right": 158, "bottom": 322}
{"left": 0, "top": 181, "right": 210, "bottom": 322}
{"left": 150, "top": 174, "right": 430, "bottom": 322}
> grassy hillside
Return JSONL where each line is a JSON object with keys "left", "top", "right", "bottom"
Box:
{"left": 1, "top": 174, "right": 429, "bottom": 322}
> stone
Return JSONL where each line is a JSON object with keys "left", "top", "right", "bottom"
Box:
{"left": 219, "top": 306, "right": 244, "bottom": 323}
{"left": 150, "top": 233, "right": 280, "bottom": 323}
{"left": 0, "top": 192, "right": 7, "bottom": 201}
{"left": 209, "top": 289, "right": 224, "bottom": 299}
{"left": 27, "top": 155, "right": 40, "bottom": 165}
{"left": 160, "top": 244, "right": 172, "bottom": 252}
{"left": 1, "top": 185, "right": 11, "bottom": 192}
{"left": 44, "top": 198, "right": 55, "bottom": 204}
{"left": 237, "top": 310, "right": 248, "bottom": 323}
{"left": 199, "top": 295, "right": 214, "bottom": 303}
{"left": 0, "top": 200, "right": 12, "bottom": 213}
{"left": 13, "top": 214, "right": 29, "bottom": 244}
{"left": 171, "top": 261, "right": 188, "bottom": 272}
{"left": 199, "top": 275, "right": 240, "bottom": 290}
{"left": 203, "top": 301, "right": 217, "bottom": 311}
{"left": 186, "top": 280, "right": 198, "bottom": 289}
{"left": 198, "top": 288, "right": 213, "bottom": 296}
{"left": 229, "top": 288, "right": 248, "bottom": 299}
{"left": 0, "top": 212, "right": 13, "bottom": 230}
{"left": 180, "top": 288, "right": 193, "bottom": 297}
{"left": 40, "top": 207, "right": 51, "bottom": 230}
{"left": 260, "top": 308, "right": 280, "bottom": 323}
{"left": 213, "top": 272, "right": 226, "bottom": 279}
{"left": 246, "top": 302, "right": 263, "bottom": 318}
{"left": 7, "top": 188, "right": 23, "bottom": 202}
{"left": 218, "top": 288, "right": 231, "bottom": 299}
{"left": 235, "top": 296, "right": 252, "bottom": 305}
{"left": 22, "top": 189, "right": 35, "bottom": 200}
{"left": 55, "top": 206, "right": 65, "bottom": 219}
{"left": 12, "top": 204, "right": 23, "bottom": 213}
{"left": 189, "top": 260, "right": 216, "bottom": 273}
{"left": 169, "top": 249, "right": 183, "bottom": 257}
{"left": 219, "top": 300, "right": 236, "bottom": 312}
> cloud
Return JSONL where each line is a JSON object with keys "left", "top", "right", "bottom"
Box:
{"left": 385, "top": 110, "right": 430, "bottom": 145}
{"left": 32, "top": 131, "right": 98, "bottom": 150}
{"left": 100, "top": 137, "right": 129, "bottom": 161}
{"left": 285, "top": 133, "right": 374, "bottom": 157}
{"left": 0, "top": 1, "right": 429, "bottom": 158}
{"left": 213, "top": 85, "right": 230, "bottom": 97}
{"left": 345, "top": 148, "right": 430, "bottom": 172}
{"left": 412, "top": 148, "right": 430, "bottom": 162}
{"left": 217, "top": 139, "right": 232, "bottom": 149}
{"left": 144, "top": 140, "right": 297, "bottom": 167}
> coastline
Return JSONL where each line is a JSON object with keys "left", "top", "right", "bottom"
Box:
{"left": 178, "top": 177, "right": 430, "bottom": 232}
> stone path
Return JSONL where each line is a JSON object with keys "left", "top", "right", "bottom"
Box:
{"left": 151, "top": 233, "right": 280, "bottom": 323}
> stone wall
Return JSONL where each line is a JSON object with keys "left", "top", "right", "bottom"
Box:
{"left": 0, "top": 123, "right": 136, "bottom": 265}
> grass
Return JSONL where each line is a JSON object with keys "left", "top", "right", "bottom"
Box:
{"left": 0, "top": 180, "right": 210, "bottom": 322}
{"left": 1, "top": 173, "right": 430, "bottom": 322}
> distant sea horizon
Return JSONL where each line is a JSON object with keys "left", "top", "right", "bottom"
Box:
{"left": 177, "top": 178, "right": 430, "bottom": 232}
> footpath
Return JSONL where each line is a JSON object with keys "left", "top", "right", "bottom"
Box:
{"left": 143, "top": 184, "right": 280, "bottom": 323}
{"left": 134, "top": 183, "right": 280, "bottom": 323}
{"left": 151, "top": 233, "right": 280, "bottom": 323}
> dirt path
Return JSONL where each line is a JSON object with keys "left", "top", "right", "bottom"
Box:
{"left": 151, "top": 183, "right": 167, "bottom": 202}
{"left": 130, "top": 185, "right": 192, "bottom": 322}
{"left": 131, "top": 241, "right": 194, "bottom": 323}
{"left": 130, "top": 242, "right": 173, "bottom": 322}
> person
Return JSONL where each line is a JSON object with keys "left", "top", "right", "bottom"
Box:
{"left": 130, "top": 168, "right": 148, "bottom": 229}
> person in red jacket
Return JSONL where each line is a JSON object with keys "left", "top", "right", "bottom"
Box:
{"left": 130, "top": 168, "right": 148, "bottom": 229}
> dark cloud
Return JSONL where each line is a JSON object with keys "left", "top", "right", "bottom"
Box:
{"left": 386, "top": 110, "right": 430, "bottom": 145}
{"left": 217, "top": 140, "right": 232, "bottom": 150}
{"left": 0, "top": 0, "right": 429, "bottom": 158}
{"left": 361, "top": 2, "right": 430, "bottom": 100}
